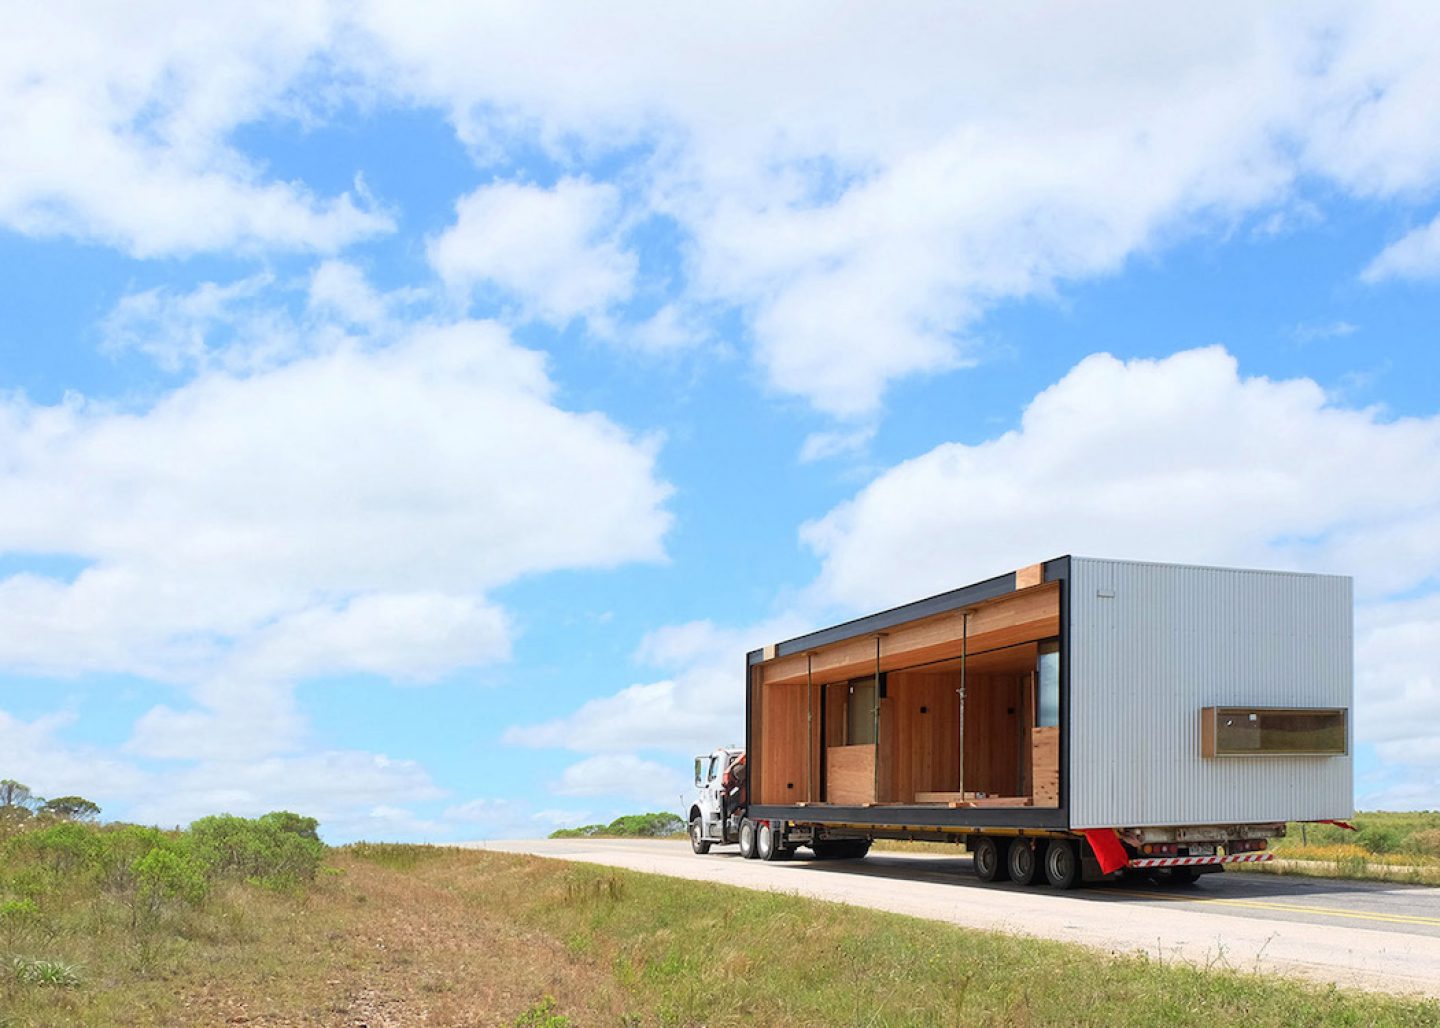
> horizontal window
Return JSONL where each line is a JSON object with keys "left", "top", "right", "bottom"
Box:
{"left": 1201, "top": 707, "right": 1347, "bottom": 757}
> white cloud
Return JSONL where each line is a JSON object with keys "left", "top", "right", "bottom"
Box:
{"left": 1, "top": 306, "right": 673, "bottom": 766}
{"left": 803, "top": 346, "right": 1440, "bottom": 610}
{"left": 553, "top": 754, "right": 685, "bottom": 807}
{"left": 799, "top": 426, "right": 875, "bottom": 463}
{"left": 506, "top": 617, "right": 801, "bottom": 758}
{"left": 1363, "top": 215, "right": 1440, "bottom": 282}
{"left": 429, "top": 178, "right": 636, "bottom": 325}
{"left": 0, "top": 3, "right": 390, "bottom": 255}
{"left": 358, "top": 3, "right": 1440, "bottom": 415}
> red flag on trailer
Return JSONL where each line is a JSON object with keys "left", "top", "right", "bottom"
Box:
{"left": 1081, "top": 828, "right": 1130, "bottom": 875}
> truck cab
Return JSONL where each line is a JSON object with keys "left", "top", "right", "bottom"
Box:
{"left": 688, "top": 746, "right": 745, "bottom": 853}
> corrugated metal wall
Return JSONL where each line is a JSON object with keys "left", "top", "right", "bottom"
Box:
{"left": 1068, "top": 558, "right": 1353, "bottom": 829}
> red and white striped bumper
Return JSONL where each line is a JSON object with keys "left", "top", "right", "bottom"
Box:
{"left": 1127, "top": 852, "right": 1274, "bottom": 868}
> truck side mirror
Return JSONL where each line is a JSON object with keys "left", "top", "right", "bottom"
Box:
{"left": 694, "top": 757, "right": 703, "bottom": 787}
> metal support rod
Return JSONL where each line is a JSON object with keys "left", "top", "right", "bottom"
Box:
{"left": 806, "top": 653, "right": 814, "bottom": 803}
{"left": 959, "top": 610, "right": 971, "bottom": 795}
{"left": 873, "top": 635, "right": 882, "bottom": 801}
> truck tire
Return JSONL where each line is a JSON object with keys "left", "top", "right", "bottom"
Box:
{"left": 842, "top": 840, "right": 870, "bottom": 859}
{"left": 972, "top": 836, "right": 1008, "bottom": 882}
{"left": 757, "top": 821, "right": 788, "bottom": 861}
{"left": 1007, "top": 838, "right": 1041, "bottom": 885}
{"left": 738, "top": 818, "right": 758, "bottom": 859}
{"left": 689, "top": 815, "right": 711, "bottom": 855}
{"left": 1044, "top": 839, "right": 1081, "bottom": 889}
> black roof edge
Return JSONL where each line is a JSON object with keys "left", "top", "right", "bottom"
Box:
{"left": 747, "top": 556, "right": 1070, "bottom": 666}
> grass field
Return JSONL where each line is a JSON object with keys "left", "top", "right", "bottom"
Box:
{"left": 1230, "top": 812, "right": 1440, "bottom": 885}
{"left": 5, "top": 831, "right": 1440, "bottom": 1026}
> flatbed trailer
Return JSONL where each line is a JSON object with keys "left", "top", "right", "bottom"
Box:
{"left": 703, "top": 557, "right": 1353, "bottom": 887}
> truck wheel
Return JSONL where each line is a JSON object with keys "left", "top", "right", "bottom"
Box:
{"left": 973, "top": 836, "right": 1008, "bottom": 882}
{"left": 689, "top": 815, "right": 711, "bottom": 855}
{"left": 757, "top": 821, "right": 785, "bottom": 861}
{"left": 738, "top": 818, "right": 758, "bottom": 859}
{"left": 1007, "top": 838, "right": 1041, "bottom": 885}
{"left": 842, "top": 840, "right": 870, "bottom": 859}
{"left": 1044, "top": 839, "right": 1081, "bottom": 889}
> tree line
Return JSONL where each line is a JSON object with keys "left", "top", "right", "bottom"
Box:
{"left": 0, "top": 778, "right": 101, "bottom": 823}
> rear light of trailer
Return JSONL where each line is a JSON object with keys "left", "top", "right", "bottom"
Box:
{"left": 1228, "top": 838, "right": 1268, "bottom": 853}
{"left": 1141, "top": 843, "right": 1179, "bottom": 856}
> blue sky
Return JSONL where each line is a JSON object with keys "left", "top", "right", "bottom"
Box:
{"left": 2, "top": 5, "right": 1438, "bottom": 840}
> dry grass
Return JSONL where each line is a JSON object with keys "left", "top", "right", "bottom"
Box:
{"left": 6, "top": 844, "right": 1440, "bottom": 1026}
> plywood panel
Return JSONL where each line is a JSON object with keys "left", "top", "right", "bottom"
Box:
{"left": 878, "top": 671, "right": 962, "bottom": 803}
{"left": 1032, "top": 726, "right": 1059, "bottom": 808}
{"left": 759, "top": 582, "right": 1059, "bottom": 688}
{"left": 759, "top": 683, "right": 808, "bottom": 805}
{"left": 827, "top": 745, "right": 875, "bottom": 804}
{"left": 963, "top": 672, "right": 1023, "bottom": 796}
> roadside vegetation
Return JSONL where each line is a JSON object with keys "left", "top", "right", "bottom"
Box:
{"left": 4, "top": 784, "right": 1438, "bottom": 1025}
{"left": 1235, "top": 811, "right": 1440, "bottom": 885}
{"left": 548, "top": 812, "right": 684, "bottom": 839}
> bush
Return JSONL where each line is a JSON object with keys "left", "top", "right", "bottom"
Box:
{"left": 1406, "top": 828, "right": 1440, "bottom": 858}
{"left": 1356, "top": 824, "right": 1401, "bottom": 855}
{"left": 134, "top": 847, "right": 208, "bottom": 910}
{"left": 550, "top": 812, "right": 684, "bottom": 839}
{"left": 11, "top": 822, "right": 104, "bottom": 876}
{"left": 188, "top": 814, "right": 326, "bottom": 887}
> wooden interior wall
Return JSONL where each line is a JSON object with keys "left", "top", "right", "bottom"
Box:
{"left": 1032, "top": 726, "right": 1060, "bottom": 807}
{"left": 962, "top": 673, "right": 1023, "bottom": 796}
{"left": 877, "top": 671, "right": 961, "bottom": 802}
{"left": 826, "top": 744, "right": 875, "bottom": 804}
{"left": 758, "top": 683, "right": 809, "bottom": 805}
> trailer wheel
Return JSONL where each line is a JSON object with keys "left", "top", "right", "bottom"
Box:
{"left": 738, "top": 818, "right": 758, "bottom": 859}
{"left": 689, "top": 815, "right": 711, "bottom": 855}
{"left": 1044, "top": 839, "right": 1081, "bottom": 889}
{"left": 843, "top": 840, "right": 871, "bottom": 859}
{"left": 1007, "top": 838, "right": 1042, "bottom": 885}
{"left": 972, "top": 836, "right": 1008, "bottom": 882}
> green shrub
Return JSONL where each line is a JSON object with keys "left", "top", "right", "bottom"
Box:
{"left": 12, "top": 821, "right": 104, "bottom": 875}
{"left": 134, "top": 847, "right": 209, "bottom": 910}
{"left": 258, "top": 811, "right": 321, "bottom": 841}
{"left": 1405, "top": 827, "right": 1440, "bottom": 858}
{"left": 0, "top": 897, "right": 42, "bottom": 938}
{"left": 188, "top": 814, "right": 326, "bottom": 887}
{"left": 1356, "top": 824, "right": 1401, "bottom": 854}
{"left": 550, "top": 812, "right": 684, "bottom": 839}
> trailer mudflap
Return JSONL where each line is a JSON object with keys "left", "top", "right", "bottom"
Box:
{"left": 1080, "top": 828, "right": 1129, "bottom": 874}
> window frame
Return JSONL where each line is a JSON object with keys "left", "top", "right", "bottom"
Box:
{"left": 1200, "top": 706, "right": 1348, "bottom": 758}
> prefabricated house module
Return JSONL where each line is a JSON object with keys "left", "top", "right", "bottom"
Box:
{"left": 726, "top": 556, "right": 1352, "bottom": 887}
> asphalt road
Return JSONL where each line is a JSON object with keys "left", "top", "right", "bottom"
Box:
{"left": 473, "top": 838, "right": 1440, "bottom": 999}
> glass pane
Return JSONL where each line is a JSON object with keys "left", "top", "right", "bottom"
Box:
{"left": 847, "top": 678, "right": 876, "bottom": 745}
{"left": 1036, "top": 640, "right": 1060, "bottom": 728}
{"left": 1213, "top": 708, "right": 1346, "bottom": 755}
